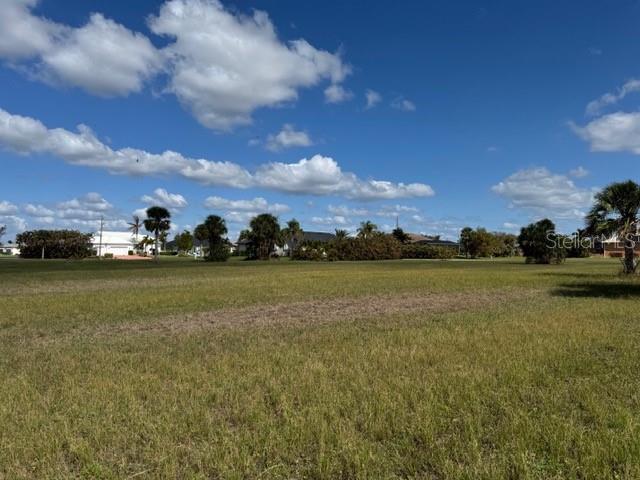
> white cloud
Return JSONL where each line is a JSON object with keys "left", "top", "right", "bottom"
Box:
{"left": 0, "top": 2, "right": 161, "bottom": 96}
{"left": 327, "top": 205, "right": 368, "bottom": 216}
{"left": 491, "top": 167, "right": 595, "bottom": 219}
{"left": 365, "top": 89, "right": 381, "bottom": 109}
{"left": 0, "top": 200, "right": 18, "bottom": 215}
{"left": 149, "top": 0, "right": 350, "bottom": 130}
{"left": 376, "top": 204, "right": 419, "bottom": 217}
{"left": 1, "top": 0, "right": 350, "bottom": 128}
{"left": 256, "top": 155, "right": 435, "bottom": 200}
{"left": 0, "top": 0, "right": 65, "bottom": 59}
{"left": 569, "top": 166, "right": 589, "bottom": 178}
{"left": 40, "top": 13, "right": 163, "bottom": 96}
{"left": 0, "top": 215, "right": 27, "bottom": 233}
{"left": 311, "top": 215, "right": 348, "bottom": 226}
{"left": 324, "top": 84, "right": 353, "bottom": 104}
{"left": 487, "top": 146, "right": 499, "bottom": 153}
{"left": 503, "top": 222, "right": 520, "bottom": 230}
{"left": 585, "top": 79, "right": 640, "bottom": 116}
{"left": 408, "top": 215, "right": 464, "bottom": 240}
{"left": 391, "top": 97, "right": 416, "bottom": 112}
{"left": 265, "top": 124, "right": 313, "bottom": 152}
{"left": 0, "top": 108, "right": 433, "bottom": 201}
{"left": 141, "top": 188, "right": 188, "bottom": 209}
{"left": 571, "top": 112, "right": 640, "bottom": 154}
{"left": 204, "top": 196, "right": 289, "bottom": 213}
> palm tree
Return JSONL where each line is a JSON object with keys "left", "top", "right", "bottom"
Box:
{"left": 128, "top": 215, "right": 142, "bottom": 246}
{"left": 248, "top": 213, "right": 281, "bottom": 260}
{"left": 357, "top": 220, "right": 377, "bottom": 239}
{"left": 334, "top": 228, "right": 349, "bottom": 241}
{"left": 282, "top": 218, "right": 304, "bottom": 255}
{"left": 0, "top": 225, "right": 6, "bottom": 245}
{"left": 586, "top": 180, "right": 640, "bottom": 274}
{"left": 143, "top": 206, "right": 171, "bottom": 261}
{"left": 195, "top": 215, "right": 228, "bottom": 261}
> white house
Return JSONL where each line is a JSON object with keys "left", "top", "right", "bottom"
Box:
{"left": 91, "top": 231, "right": 157, "bottom": 257}
{"left": 0, "top": 244, "right": 20, "bottom": 256}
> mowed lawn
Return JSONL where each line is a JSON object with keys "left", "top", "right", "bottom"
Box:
{"left": 2, "top": 257, "right": 640, "bottom": 479}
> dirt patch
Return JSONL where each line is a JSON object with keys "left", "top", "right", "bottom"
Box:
{"left": 86, "top": 288, "right": 539, "bottom": 339}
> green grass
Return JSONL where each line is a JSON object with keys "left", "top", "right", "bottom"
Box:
{"left": 2, "top": 257, "right": 640, "bottom": 479}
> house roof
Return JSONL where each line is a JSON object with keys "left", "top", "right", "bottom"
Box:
{"left": 301, "top": 231, "right": 335, "bottom": 242}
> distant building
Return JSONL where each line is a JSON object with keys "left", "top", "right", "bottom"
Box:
{"left": 602, "top": 235, "right": 640, "bottom": 257}
{"left": 0, "top": 244, "right": 20, "bottom": 256}
{"left": 90, "top": 231, "right": 156, "bottom": 257}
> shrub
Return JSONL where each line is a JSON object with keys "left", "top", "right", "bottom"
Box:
{"left": 205, "top": 242, "right": 230, "bottom": 262}
{"left": 401, "top": 244, "right": 457, "bottom": 259}
{"left": 103, "top": 253, "right": 114, "bottom": 259}
{"left": 293, "top": 234, "right": 402, "bottom": 261}
{"left": 16, "top": 230, "right": 92, "bottom": 259}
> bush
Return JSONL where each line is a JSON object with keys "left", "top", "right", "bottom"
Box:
{"left": 103, "top": 253, "right": 114, "bottom": 259}
{"left": 293, "top": 234, "right": 402, "bottom": 261}
{"left": 518, "top": 219, "right": 566, "bottom": 264}
{"left": 16, "top": 230, "right": 92, "bottom": 259}
{"left": 401, "top": 244, "right": 457, "bottom": 259}
{"left": 204, "top": 242, "right": 230, "bottom": 262}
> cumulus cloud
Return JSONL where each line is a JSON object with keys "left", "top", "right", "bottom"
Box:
{"left": 0, "top": 108, "right": 433, "bottom": 200}
{"left": 265, "top": 124, "right": 313, "bottom": 152}
{"left": 256, "top": 155, "right": 434, "bottom": 200}
{"left": 0, "top": 2, "right": 162, "bottom": 96}
{"left": 0, "top": 215, "right": 27, "bottom": 234}
{"left": 585, "top": 79, "right": 640, "bottom": 117}
{"left": 324, "top": 84, "right": 353, "bottom": 104}
{"left": 149, "top": 0, "right": 350, "bottom": 130}
{"left": 570, "top": 112, "right": 640, "bottom": 154}
{"left": 0, "top": 0, "right": 350, "bottom": 128}
{"left": 204, "top": 196, "right": 289, "bottom": 213}
{"left": 0, "top": 200, "right": 18, "bottom": 215}
{"left": 491, "top": 167, "right": 595, "bottom": 219}
{"left": 40, "top": 13, "right": 163, "bottom": 96}
{"left": 0, "top": 0, "right": 65, "bottom": 59}
{"left": 391, "top": 97, "right": 416, "bottom": 112}
{"left": 141, "top": 188, "right": 188, "bottom": 209}
{"left": 365, "top": 89, "right": 381, "bottom": 109}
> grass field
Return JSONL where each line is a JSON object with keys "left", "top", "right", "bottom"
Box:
{"left": 2, "top": 256, "right": 640, "bottom": 479}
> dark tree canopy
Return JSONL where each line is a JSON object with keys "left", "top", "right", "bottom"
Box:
{"left": 144, "top": 206, "right": 171, "bottom": 260}
{"left": 174, "top": 230, "right": 194, "bottom": 253}
{"left": 392, "top": 227, "right": 410, "bottom": 244}
{"left": 195, "top": 215, "right": 229, "bottom": 261}
{"left": 518, "top": 219, "right": 565, "bottom": 264}
{"left": 246, "top": 214, "right": 281, "bottom": 260}
{"left": 17, "top": 230, "right": 93, "bottom": 259}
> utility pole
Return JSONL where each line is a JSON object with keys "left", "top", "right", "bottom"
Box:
{"left": 98, "top": 216, "right": 104, "bottom": 258}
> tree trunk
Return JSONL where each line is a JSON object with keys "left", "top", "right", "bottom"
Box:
{"left": 154, "top": 231, "right": 159, "bottom": 261}
{"left": 623, "top": 238, "right": 636, "bottom": 274}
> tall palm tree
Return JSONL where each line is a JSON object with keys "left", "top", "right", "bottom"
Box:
{"left": 128, "top": 215, "right": 142, "bottom": 249}
{"left": 143, "top": 206, "right": 171, "bottom": 261}
{"left": 282, "top": 218, "right": 304, "bottom": 255}
{"left": 248, "top": 213, "right": 281, "bottom": 260}
{"left": 586, "top": 180, "right": 640, "bottom": 274}
{"left": 0, "top": 225, "right": 6, "bottom": 244}
{"left": 357, "top": 220, "right": 377, "bottom": 240}
{"left": 334, "top": 229, "right": 349, "bottom": 241}
{"left": 195, "top": 215, "right": 228, "bottom": 261}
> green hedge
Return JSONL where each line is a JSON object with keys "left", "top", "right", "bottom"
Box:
{"left": 401, "top": 244, "right": 457, "bottom": 259}
{"left": 292, "top": 234, "right": 402, "bottom": 261}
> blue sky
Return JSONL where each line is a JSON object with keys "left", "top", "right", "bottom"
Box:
{"left": 1, "top": 0, "right": 640, "bottom": 241}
